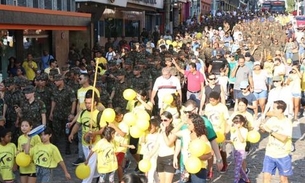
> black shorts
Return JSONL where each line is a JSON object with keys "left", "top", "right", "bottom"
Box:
{"left": 19, "top": 173, "right": 37, "bottom": 177}
{"left": 156, "top": 155, "right": 176, "bottom": 173}
{"left": 129, "top": 136, "right": 139, "bottom": 154}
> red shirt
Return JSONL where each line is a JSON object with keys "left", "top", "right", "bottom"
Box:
{"left": 184, "top": 70, "right": 204, "bottom": 92}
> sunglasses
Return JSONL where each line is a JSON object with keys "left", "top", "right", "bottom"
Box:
{"left": 273, "top": 80, "right": 281, "bottom": 83}
{"left": 241, "top": 88, "right": 247, "bottom": 90}
{"left": 209, "top": 78, "right": 217, "bottom": 80}
{"left": 233, "top": 121, "right": 241, "bottom": 124}
{"left": 161, "top": 119, "right": 169, "bottom": 122}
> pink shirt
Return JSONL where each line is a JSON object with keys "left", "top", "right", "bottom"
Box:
{"left": 184, "top": 70, "right": 204, "bottom": 92}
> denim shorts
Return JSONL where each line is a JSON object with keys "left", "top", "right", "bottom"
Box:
{"left": 36, "top": 166, "right": 53, "bottom": 183}
{"left": 253, "top": 90, "right": 267, "bottom": 99}
{"left": 262, "top": 155, "right": 293, "bottom": 176}
{"left": 190, "top": 168, "right": 207, "bottom": 183}
{"left": 292, "top": 93, "right": 301, "bottom": 98}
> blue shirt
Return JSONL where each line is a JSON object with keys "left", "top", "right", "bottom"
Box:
{"left": 41, "top": 54, "right": 54, "bottom": 70}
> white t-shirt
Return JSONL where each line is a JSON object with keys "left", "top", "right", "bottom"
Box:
{"left": 153, "top": 76, "right": 181, "bottom": 108}
{"left": 273, "top": 63, "right": 285, "bottom": 77}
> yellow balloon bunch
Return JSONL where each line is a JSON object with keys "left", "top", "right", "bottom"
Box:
{"left": 122, "top": 109, "right": 150, "bottom": 138}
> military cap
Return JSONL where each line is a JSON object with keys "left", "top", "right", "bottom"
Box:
{"left": 23, "top": 85, "right": 35, "bottom": 94}
{"left": 53, "top": 74, "right": 64, "bottom": 81}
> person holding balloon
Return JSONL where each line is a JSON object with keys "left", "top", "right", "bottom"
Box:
{"left": 68, "top": 90, "right": 107, "bottom": 183}
{"left": 185, "top": 113, "right": 212, "bottom": 183}
{"left": 85, "top": 127, "right": 118, "bottom": 183}
{"left": 126, "top": 89, "right": 153, "bottom": 171}
{"left": 17, "top": 120, "right": 41, "bottom": 183}
{"left": 25, "top": 127, "right": 71, "bottom": 183}
{"left": 0, "top": 126, "right": 17, "bottom": 183}
{"left": 227, "top": 115, "right": 250, "bottom": 183}
{"left": 147, "top": 111, "right": 177, "bottom": 183}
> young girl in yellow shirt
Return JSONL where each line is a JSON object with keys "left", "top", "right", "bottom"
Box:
{"left": 17, "top": 120, "right": 41, "bottom": 183}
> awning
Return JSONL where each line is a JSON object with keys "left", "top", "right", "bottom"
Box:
{"left": 0, "top": 5, "right": 91, "bottom": 30}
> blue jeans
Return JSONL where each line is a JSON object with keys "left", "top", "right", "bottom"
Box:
{"left": 190, "top": 168, "right": 207, "bottom": 183}
{"left": 286, "top": 52, "right": 293, "bottom": 60}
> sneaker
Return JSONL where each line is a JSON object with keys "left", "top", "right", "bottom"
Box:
{"left": 72, "top": 158, "right": 84, "bottom": 166}
{"left": 220, "top": 163, "right": 228, "bottom": 173}
{"left": 245, "top": 168, "right": 250, "bottom": 175}
{"left": 206, "top": 171, "right": 213, "bottom": 180}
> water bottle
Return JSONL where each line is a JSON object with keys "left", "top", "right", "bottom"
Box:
{"left": 65, "top": 123, "right": 70, "bottom": 135}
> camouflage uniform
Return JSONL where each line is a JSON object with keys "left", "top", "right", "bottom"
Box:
{"left": 20, "top": 85, "right": 46, "bottom": 128}
{"left": 112, "top": 70, "right": 129, "bottom": 109}
{"left": 35, "top": 75, "right": 52, "bottom": 121}
{"left": 105, "top": 62, "right": 119, "bottom": 94}
{"left": 51, "top": 74, "right": 76, "bottom": 144}
{"left": 129, "top": 66, "right": 150, "bottom": 94}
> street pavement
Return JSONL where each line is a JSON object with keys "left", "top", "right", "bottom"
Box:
{"left": 14, "top": 115, "right": 305, "bottom": 183}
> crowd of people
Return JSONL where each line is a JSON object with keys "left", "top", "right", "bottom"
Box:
{"left": 0, "top": 12, "right": 300, "bottom": 183}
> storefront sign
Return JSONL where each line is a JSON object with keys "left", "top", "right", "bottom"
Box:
{"left": 75, "top": 0, "right": 128, "bottom": 7}
{"left": 128, "top": 0, "right": 164, "bottom": 9}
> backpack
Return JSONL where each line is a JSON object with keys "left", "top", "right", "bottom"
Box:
{"left": 80, "top": 110, "right": 103, "bottom": 129}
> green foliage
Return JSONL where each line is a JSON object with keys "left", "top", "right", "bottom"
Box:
{"left": 286, "top": 0, "right": 295, "bottom": 12}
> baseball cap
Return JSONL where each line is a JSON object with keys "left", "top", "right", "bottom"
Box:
{"left": 240, "top": 80, "right": 249, "bottom": 89}
{"left": 272, "top": 75, "right": 282, "bottom": 81}
{"left": 254, "top": 61, "right": 261, "bottom": 66}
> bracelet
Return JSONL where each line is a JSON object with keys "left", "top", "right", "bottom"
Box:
{"left": 216, "top": 159, "right": 222, "bottom": 163}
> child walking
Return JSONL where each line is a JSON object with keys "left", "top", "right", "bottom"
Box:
{"left": 25, "top": 127, "right": 71, "bottom": 183}
{"left": 17, "top": 120, "right": 41, "bottom": 183}
{"left": 85, "top": 127, "right": 118, "bottom": 183}
{"left": 0, "top": 126, "right": 17, "bottom": 183}
{"left": 229, "top": 115, "right": 250, "bottom": 183}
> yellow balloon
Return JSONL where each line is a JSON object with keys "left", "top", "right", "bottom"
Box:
{"left": 123, "top": 112, "right": 137, "bottom": 126}
{"left": 247, "top": 130, "right": 261, "bottom": 143}
{"left": 216, "top": 131, "right": 225, "bottom": 143}
{"left": 75, "top": 163, "right": 91, "bottom": 180}
{"left": 123, "top": 89, "right": 137, "bottom": 101}
{"left": 196, "top": 32, "right": 202, "bottom": 39}
{"left": 135, "top": 119, "right": 150, "bottom": 131}
{"left": 178, "top": 42, "right": 183, "bottom": 48}
{"left": 102, "top": 108, "right": 115, "bottom": 123}
{"left": 185, "top": 156, "right": 201, "bottom": 174}
{"left": 189, "top": 139, "right": 208, "bottom": 157}
{"left": 163, "top": 94, "right": 173, "bottom": 105}
{"left": 166, "top": 40, "right": 172, "bottom": 45}
{"left": 172, "top": 41, "right": 178, "bottom": 47}
{"left": 118, "top": 122, "right": 129, "bottom": 133}
{"left": 16, "top": 152, "right": 31, "bottom": 167}
{"left": 138, "top": 159, "right": 151, "bottom": 173}
{"left": 130, "top": 126, "right": 144, "bottom": 138}
{"left": 135, "top": 110, "right": 150, "bottom": 121}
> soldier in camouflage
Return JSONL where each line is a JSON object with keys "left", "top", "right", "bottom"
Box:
{"left": 49, "top": 74, "right": 76, "bottom": 154}
{"left": 16, "top": 85, "right": 46, "bottom": 128}
{"left": 111, "top": 69, "right": 129, "bottom": 109}
{"left": 129, "top": 66, "right": 151, "bottom": 98}
{"left": 35, "top": 73, "right": 52, "bottom": 122}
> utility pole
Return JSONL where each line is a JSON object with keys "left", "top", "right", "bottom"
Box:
{"left": 165, "top": 0, "right": 171, "bottom": 32}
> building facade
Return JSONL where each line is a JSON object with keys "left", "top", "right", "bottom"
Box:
{"left": 0, "top": 0, "right": 91, "bottom": 78}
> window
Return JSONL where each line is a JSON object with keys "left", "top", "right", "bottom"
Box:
{"left": 44, "top": 0, "right": 52, "bottom": 9}
{"left": 125, "top": 20, "right": 140, "bottom": 37}
{"left": 57, "top": 0, "right": 62, "bottom": 10}
{"left": 18, "top": 0, "right": 26, "bottom": 6}
{"left": 1, "top": 0, "right": 6, "bottom": 4}
{"left": 33, "top": 0, "right": 38, "bottom": 8}
{"left": 105, "top": 18, "right": 123, "bottom": 38}
{"left": 67, "top": 0, "right": 71, "bottom": 11}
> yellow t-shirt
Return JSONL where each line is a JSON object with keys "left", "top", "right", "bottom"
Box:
{"left": 17, "top": 135, "right": 41, "bottom": 174}
{"left": 113, "top": 121, "right": 130, "bottom": 153}
{"left": 92, "top": 138, "right": 117, "bottom": 174}
{"left": 204, "top": 103, "right": 229, "bottom": 134}
{"left": 30, "top": 143, "right": 63, "bottom": 168}
{"left": 230, "top": 127, "right": 248, "bottom": 151}
{"left": 77, "top": 86, "right": 101, "bottom": 110}
{"left": 264, "top": 117, "right": 292, "bottom": 158}
{"left": 22, "top": 61, "right": 38, "bottom": 80}
{"left": 77, "top": 109, "right": 107, "bottom": 146}
{"left": 0, "top": 143, "right": 16, "bottom": 181}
